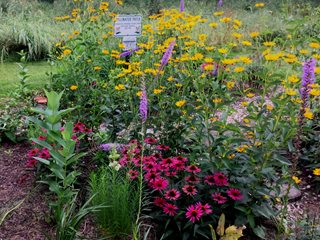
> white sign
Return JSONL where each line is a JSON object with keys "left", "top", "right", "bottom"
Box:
{"left": 123, "top": 36, "right": 137, "bottom": 50}
{"left": 114, "top": 15, "right": 142, "bottom": 37}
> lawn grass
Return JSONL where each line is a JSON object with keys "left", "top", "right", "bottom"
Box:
{"left": 0, "top": 61, "right": 54, "bottom": 96}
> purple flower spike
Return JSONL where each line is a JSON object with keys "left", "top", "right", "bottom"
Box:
{"left": 180, "top": 0, "right": 185, "bottom": 12}
{"left": 119, "top": 47, "right": 140, "bottom": 58}
{"left": 159, "top": 39, "right": 176, "bottom": 71}
{"left": 300, "top": 58, "right": 316, "bottom": 103}
{"left": 301, "top": 58, "right": 316, "bottom": 87}
{"left": 218, "top": 0, "right": 223, "bottom": 7}
{"left": 139, "top": 80, "right": 148, "bottom": 123}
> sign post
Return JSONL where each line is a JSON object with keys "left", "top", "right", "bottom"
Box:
{"left": 114, "top": 14, "right": 142, "bottom": 51}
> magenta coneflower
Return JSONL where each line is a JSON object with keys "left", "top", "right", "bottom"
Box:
{"left": 26, "top": 159, "right": 37, "bottom": 168}
{"left": 165, "top": 171, "right": 177, "bottom": 177}
{"left": 73, "top": 122, "right": 85, "bottom": 133}
{"left": 152, "top": 177, "right": 168, "bottom": 191}
{"left": 156, "top": 144, "right": 170, "bottom": 151}
{"left": 213, "top": 172, "right": 229, "bottom": 186}
{"left": 212, "top": 192, "right": 227, "bottom": 204}
{"left": 144, "top": 137, "right": 157, "bottom": 144}
{"left": 186, "top": 165, "right": 201, "bottom": 174}
{"left": 185, "top": 175, "right": 200, "bottom": 184}
{"left": 154, "top": 197, "right": 167, "bottom": 207}
{"left": 144, "top": 171, "right": 160, "bottom": 182}
{"left": 28, "top": 148, "right": 39, "bottom": 158}
{"left": 182, "top": 185, "right": 198, "bottom": 196}
{"left": 174, "top": 156, "right": 188, "bottom": 162}
{"left": 38, "top": 148, "right": 50, "bottom": 159}
{"left": 227, "top": 188, "right": 243, "bottom": 201}
{"left": 143, "top": 162, "right": 158, "bottom": 171}
{"left": 127, "top": 169, "right": 139, "bottom": 180}
{"left": 204, "top": 175, "right": 215, "bottom": 185}
{"left": 172, "top": 160, "right": 185, "bottom": 171}
{"left": 195, "top": 202, "right": 212, "bottom": 214}
{"left": 161, "top": 157, "right": 175, "bottom": 167}
{"left": 163, "top": 202, "right": 178, "bottom": 216}
{"left": 185, "top": 204, "right": 203, "bottom": 222}
{"left": 164, "top": 189, "right": 181, "bottom": 200}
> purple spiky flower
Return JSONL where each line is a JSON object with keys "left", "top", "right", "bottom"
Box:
{"left": 119, "top": 47, "right": 140, "bottom": 58}
{"left": 159, "top": 39, "right": 176, "bottom": 71}
{"left": 300, "top": 58, "right": 316, "bottom": 105}
{"left": 218, "top": 0, "right": 223, "bottom": 7}
{"left": 299, "top": 58, "right": 316, "bottom": 126}
{"left": 139, "top": 80, "right": 148, "bottom": 123}
{"left": 180, "top": 0, "right": 185, "bottom": 12}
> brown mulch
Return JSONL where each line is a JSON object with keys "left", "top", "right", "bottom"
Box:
{"left": 0, "top": 142, "right": 53, "bottom": 240}
{"left": 0, "top": 142, "right": 99, "bottom": 240}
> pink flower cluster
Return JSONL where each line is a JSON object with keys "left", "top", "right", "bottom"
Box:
{"left": 26, "top": 147, "right": 50, "bottom": 167}
{"left": 119, "top": 138, "right": 244, "bottom": 223}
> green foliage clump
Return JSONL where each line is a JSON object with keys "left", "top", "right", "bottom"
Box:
{"left": 89, "top": 165, "right": 139, "bottom": 238}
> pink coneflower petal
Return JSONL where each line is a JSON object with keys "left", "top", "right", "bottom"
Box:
{"left": 144, "top": 137, "right": 157, "bottom": 144}
{"left": 195, "top": 202, "right": 213, "bottom": 214}
{"left": 185, "top": 175, "right": 200, "bottom": 184}
{"left": 182, "top": 185, "right": 197, "bottom": 196}
{"left": 156, "top": 144, "right": 170, "bottom": 151}
{"left": 164, "top": 189, "right": 181, "bottom": 200}
{"left": 212, "top": 192, "right": 227, "bottom": 204}
{"left": 185, "top": 204, "right": 203, "bottom": 222}
{"left": 163, "top": 202, "right": 178, "bottom": 216}
{"left": 186, "top": 165, "right": 201, "bottom": 173}
{"left": 127, "top": 169, "right": 139, "bottom": 180}
{"left": 204, "top": 175, "right": 215, "bottom": 185}
{"left": 213, "top": 172, "right": 229, "bottom": 186}
{"left": 227, "top": 188, "right": 243, "bottom": 201}
{"left": 152, "top": 177, "right": 168, "bottom": 191}
{"left": 154, "top": 197, "right": 167, "bottom": 207}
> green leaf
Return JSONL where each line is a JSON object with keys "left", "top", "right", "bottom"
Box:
{"left": 33, "top": 157, "right": 50, "bottom": 165}
{"left": 4, "top": 132, "right": 16, "bottom": 143}
{"left": 45, "top": 89, "right": 64, "bottom": 112}
{"left": 253, "top": 225, "right": 266, "bottom": 239}
{"left": 49, "top": 150, "right": 66, "bottom": 167}
{"left": 30, "top": 138, "right": 53, "bottom": 150}
{"left": 49, "top": 163, "right": 65, "bottom": 180}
